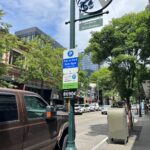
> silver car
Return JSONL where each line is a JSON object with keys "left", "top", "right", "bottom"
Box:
{"left": 101, "top": 105, "right": 111, "bottom": 115}
{"left": 75, "top": 104, "right": 82, "bottom": 115}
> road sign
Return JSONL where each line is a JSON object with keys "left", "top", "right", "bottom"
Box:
{"left": 63, "top": 90, "right": 77, "bottom": 99}
{"left": 63, "top": 68, "right": 78, "bottom": 74}
{"left": 63, "top": 49, "right": 78, "bottom": 59}
{"left": 63, "top": 49, "right": 78, "bottom": 90}
{"left": 63, "top": 72, "right": 78, "bottom": 89}
{"left": 79, "top": 17, "right": 103, "bottom": 31}
{"left": 99, "top": 0, "right": 111, "bottom": 7}
{"left": 63, "top": 58, "right": 78, "bottom": 69}
{"left": 77, "top": 0, "right": 112, "bottom": 14}
{"left": 63, "top": 73, "right": 78, "bottom": 89}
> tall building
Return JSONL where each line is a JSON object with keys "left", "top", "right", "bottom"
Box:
{"left": 15, "top": 27, "right": 63, "bottom": 49}
{"left": 79, "top": 52, "right": 99, "bottom": 76}
{"left": 1, "top": 27, "right": 64, "bottom": 102}
{"left": 146, "top": 0, "right": 150, "bottom": 10}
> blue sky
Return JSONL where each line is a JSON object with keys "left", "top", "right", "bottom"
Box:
{"left": 0, "top": 0, "right": 148, "bottom": 52}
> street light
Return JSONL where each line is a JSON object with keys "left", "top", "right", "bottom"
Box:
{"left": 65, "top": 1, "right": 112, "bottom": 150}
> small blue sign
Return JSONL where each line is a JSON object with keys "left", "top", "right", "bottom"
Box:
{"left": 63, "top": 57, "right": 78, "bottom": 69}
{"left": 72, "top": 74, "right": 76, "bottom": 79}
{"left": 68, "top": 50, "right": 74, "bottom": 57}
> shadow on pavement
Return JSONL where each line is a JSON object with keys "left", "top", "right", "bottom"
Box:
{"left": 86, "top": 124, "right": 107, "bottom": 136}
{"left": 129, "top": 126, "right": 143, "bottom": 141}
{"left": 87, "top": 124, "right": 142, "bottom": 138}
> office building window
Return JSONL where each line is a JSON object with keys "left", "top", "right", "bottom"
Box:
{"left": 9, "top": 50, "right": 22, "bottom": 66}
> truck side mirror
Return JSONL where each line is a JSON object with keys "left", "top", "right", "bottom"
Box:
{"left": 46, "top": 105, "right": 57, "bottom": 119}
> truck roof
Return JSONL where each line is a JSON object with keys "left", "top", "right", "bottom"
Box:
{"left": 0, "top": 88, "right": 36, "bottom": 95}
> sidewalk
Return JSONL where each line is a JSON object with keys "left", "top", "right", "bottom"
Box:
{"left": 132, "top": 112, "right": 150, "bottom": 150}
{"left": 97, "top": 112, "right": 150, "bottom": 150}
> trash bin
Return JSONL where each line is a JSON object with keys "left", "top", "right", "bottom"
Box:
{"left": 107, "top": 108, "right": 129, "bottom": 144}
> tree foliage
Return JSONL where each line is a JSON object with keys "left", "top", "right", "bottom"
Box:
{"left": 0, "top": 9, "right": 21, "bottom": 86}
{"left": 17, "top": 35, "right": 63, "bottom": 89}
{"left": 86, "top": 11, "right": 150, "bottom": 99}
{"left": 90, "top": 67, "right": 115, "bottom": 98}
{"left": 78, "top": 70, "right": 89, "bottom": 90}
{"left": 86, "top": 10, "right": 150, "bottom": 128}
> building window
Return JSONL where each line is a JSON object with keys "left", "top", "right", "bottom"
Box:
{"left": 9, "top": 50, "right": 22, "bottom": 65}
{"left": 0, "top": 94, "right": 18, "bottom": 123}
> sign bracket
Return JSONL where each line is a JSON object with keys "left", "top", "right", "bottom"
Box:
{"left": 65, "top": 10, "right": 109, "bottom": 24}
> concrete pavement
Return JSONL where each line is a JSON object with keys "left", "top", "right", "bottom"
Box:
{"left": 132, "top": 112, "right": 150, "bottom": 150}
{"left": 75, "top": 111, "right": 150, "bottom": 150}
{"left": 96, "top": 112, "right": 150, "bottom": 150}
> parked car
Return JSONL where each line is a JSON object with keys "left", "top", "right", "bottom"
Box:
{"left": 89, "top": 104, "right": 95, "bottom": 111}
{"left": 0, "top": 88, "right": 68, "bottom": 150}
{"left": 84, "top": 104, "right": 90, "bottom": 112}
{"left": 101, "top": 105, "right": 111, "bottom": 115}
{"left": 75, "top": 104, "right": 82, "bottom": 115}
{"left": 79, "top": 104, "right": 86, "bottom": 113}
{"left": 94, "top": 103, "right": 100, "bottom": 111}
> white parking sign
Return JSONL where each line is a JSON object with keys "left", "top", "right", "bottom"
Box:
{"left": 63, "top": 49, "right": 78, "bottom": 89}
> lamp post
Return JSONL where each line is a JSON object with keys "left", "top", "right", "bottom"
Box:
{"left": 65, "top": 1, "right": 112, "bottom": 150}
{"left": 65, "top": 1, "right": 76, "bottom": 150}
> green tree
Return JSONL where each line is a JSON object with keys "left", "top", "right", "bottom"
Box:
{"left": 17, "top": 35, "right": 63, "bottom": 92}
{"left": 90, "top": 67, "right": 116, "bottom": 103}
{"left": 78, "top": 52, "right": 89, "bottom": 89}
{"left": 78, "top": 70, "right": 89, "bottom": 93}
{"left": 0, "top": 10, "right": 21, "bottom": 87}
{"left": 86, "top": 11, "right": 150, "bottom": 128}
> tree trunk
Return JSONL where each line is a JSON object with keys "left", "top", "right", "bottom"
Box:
{"left": 126, "top": 98, "right": 133, "bottom": 130}
{"left": 138, "top": 96, "right": 142, "bottom": 117}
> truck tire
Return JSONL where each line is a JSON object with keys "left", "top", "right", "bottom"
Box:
{"left": 62, "top": 134, "right": 68, "bottom": 150}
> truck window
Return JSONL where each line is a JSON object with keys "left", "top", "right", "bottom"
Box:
{"left": 0, "top": 94, "right": 18, "bottom": 123}
{"left": 24, "top": 96, "right": 47, "bottom": 119}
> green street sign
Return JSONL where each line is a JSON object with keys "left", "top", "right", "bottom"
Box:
{"left": 79, "top": 18, "right": 103, "bottom": 31}
{"left": 63, "top": 82, "right": 78, "bottom": 90}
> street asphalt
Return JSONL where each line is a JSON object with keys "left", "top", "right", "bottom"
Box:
{"left": 75, "top": 110, "right": 140, "bottom": 150}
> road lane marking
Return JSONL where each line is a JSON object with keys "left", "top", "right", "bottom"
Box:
{"left": 91, "top": 137, "right": 108, "bottom": 150}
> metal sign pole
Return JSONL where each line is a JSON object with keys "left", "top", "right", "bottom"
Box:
{"left": 65, "top": 1, "right": 112, "bottom": 150}
{"left": 66, "top": 0, "right": 76, "bottom": 149}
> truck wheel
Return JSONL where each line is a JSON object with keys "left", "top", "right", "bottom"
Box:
{"left": 62, "top": 134, "right": 68, "bottom": 150}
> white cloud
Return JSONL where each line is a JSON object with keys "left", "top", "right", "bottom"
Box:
{"left": 0, "top": 0, "right": 148, "bottom": 52}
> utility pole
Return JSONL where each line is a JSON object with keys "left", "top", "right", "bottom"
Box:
{"left": 66, "top": 0, "right": 76, "bottom": 149}
{"left": 65, "top": 1, "right": 113, "bottom": 150}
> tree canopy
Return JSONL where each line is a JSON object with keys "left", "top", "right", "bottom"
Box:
{"left": 0, "top": 10, "right": 21, "bottom": 86}
{"left": 86, "top": 10, "right": 150, "bottom": 128}
{"left": 86, "top": 10, "right": 150, "bottom": 100}
{"left": 90, "top": 67, "right": 116, "bottom": 98}
{"left": 17, "top": 35, "right": 63, "bottom": 89}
